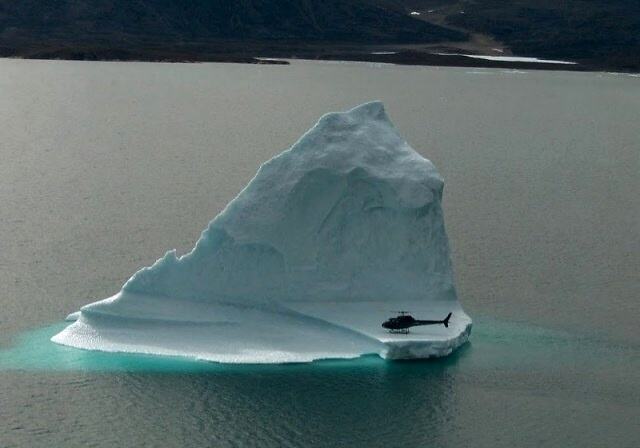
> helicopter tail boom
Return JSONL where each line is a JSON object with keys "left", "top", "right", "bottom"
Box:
{"left": 412, "top": 313, "right": 453, "bottom": 328}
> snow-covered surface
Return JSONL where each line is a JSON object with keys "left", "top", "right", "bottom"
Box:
{"left": 436, "top": 53, "right": 577, "bottom": 65}
{"left": 52, "top": 102, "right": 471, "bottom": 363}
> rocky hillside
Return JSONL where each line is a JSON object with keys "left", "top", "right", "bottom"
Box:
{"left": 0, "top": 0, "right": 464, "bottom": 46}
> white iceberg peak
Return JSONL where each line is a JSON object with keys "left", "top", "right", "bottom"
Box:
{"left": 53, "top": 102, "right": 471, "bottom": 363}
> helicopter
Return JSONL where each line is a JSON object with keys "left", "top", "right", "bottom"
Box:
{"left": 382, "top": 311, "right": 452, "bottom": 334}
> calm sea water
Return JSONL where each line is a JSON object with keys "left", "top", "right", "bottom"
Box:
{"left": 0, "top": 59, "right": 638, "bottom": 447}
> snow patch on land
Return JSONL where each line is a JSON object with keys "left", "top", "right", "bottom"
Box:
{"left": 437, "top": 53, "right": 577, "bottom": 65}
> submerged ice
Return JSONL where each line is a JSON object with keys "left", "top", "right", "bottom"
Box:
{"left": 53, "top": 102, "right": 472, "bottom": 363}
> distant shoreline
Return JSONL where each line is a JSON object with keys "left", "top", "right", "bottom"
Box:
{"left": 2, "top": 46, "right": 636, "bottom": 74}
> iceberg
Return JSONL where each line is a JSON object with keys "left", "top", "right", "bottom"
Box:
{"left": 52, "top": 101, "right": 472, "bottom": 363}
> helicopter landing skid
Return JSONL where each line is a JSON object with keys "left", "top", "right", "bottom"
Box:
{"left": 388, "top": 328, "right": 410, "bottom": 335}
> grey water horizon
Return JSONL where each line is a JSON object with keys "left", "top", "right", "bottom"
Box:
{"left": 0, "top": 58, "right": 638, "bottom": 447}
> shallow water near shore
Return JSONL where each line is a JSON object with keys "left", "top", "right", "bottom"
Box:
{"left": 1, "top": 58, "right": 638, "bottom": 447}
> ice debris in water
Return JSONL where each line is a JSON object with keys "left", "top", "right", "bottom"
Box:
{"left": 52, "top": 101, "right": 472, "bottom": 363}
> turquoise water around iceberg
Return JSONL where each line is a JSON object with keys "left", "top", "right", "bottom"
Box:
{"left": 1, "top": 317, "right": 635, "bottom": 374}
{"left": 2, "top": 317, "right": 638, "bottom": 447}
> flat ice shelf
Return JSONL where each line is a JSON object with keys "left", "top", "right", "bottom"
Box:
{"left": 284, "top": 300, "right": 472, "bottom": 359}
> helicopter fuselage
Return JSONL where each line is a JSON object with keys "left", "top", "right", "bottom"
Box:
{"left": 382, "top": 313, "right": 451, "bottom": 334}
